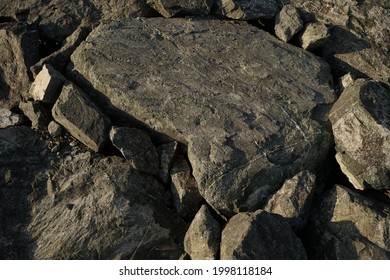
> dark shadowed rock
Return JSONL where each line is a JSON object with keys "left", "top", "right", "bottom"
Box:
{"left": 274, "top": 4, "right": 303, "bottom": 42}
{"left": 52, "top": 81, "right": 111, "bottom": 152}
{"left": 329, "top": 79, "right": 390, "bottom": 190}
{"left": 147, "top": 0, "right": 214, "bottom": 18}
{"left": 213, "top": 0, "right": 279, "bottom": 20}
{"left": 158, "top": 141, "right": 178, "bottom": 184}
{"left": 265, "top": 170, "right": 316, "bottom": 232}
{"left": 184, "top": 205, "right": 220, "bottom": 260}
{"left": 69, "top": 17, "right": 335, "bottom": 217}
{"left": 299, "top": 22, "right": 329, "bottom": 51}
{"left": 109, "top": 127, "right": 159, "bottom": 175}
{"left": 220, "top": 210, "right": 307, "bottom": 259}
{"left": 19, "top": 100, "right": 52, "bottom": 130}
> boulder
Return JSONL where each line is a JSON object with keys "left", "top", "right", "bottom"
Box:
{"left": 213, "top": 0, "right": 279, "bottom": 20}
{"left": 0, "top": 109, "right": 23, "bottom": 128}
{"left": 109, "top": 127, "right": 159, "bottom": 175}
{"left": 184, "top": 205, "right": 220, "bottom": 260}
{"left": 146, "top": 0, "right": 214, "bottom": 18}
{"left": 274, "top": 4, "right": 303, "bottom": 42}
{"left": 52, "top": 81, "right": 111, "bottom": 152}
{"left": 19, "top": 100, "right": 52, "bottom": 131}
{"left": 306, "top": 185, "right": 390, "bottom": 259}
{"left": 329, "top": 79, "right": 390, "bottom": 190}
{"left": 299, "top": 22, "right": 329, "bottom": 51}
{"left": 69, "top": 17, "right": 335, "bottom": 217}
{"left": 264, "top": 170, "right": 316, "bottom": 232}
{"left": 220, "top": 210, "right": 307, "bottom": 259}
{"left": 157, "top": 141, "right": 178, "bottom": 184}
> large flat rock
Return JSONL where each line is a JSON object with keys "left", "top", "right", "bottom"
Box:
{"left": 69, "top": 17, "right": 335, "bottom": 216}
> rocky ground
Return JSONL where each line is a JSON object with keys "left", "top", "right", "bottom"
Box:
{"left": 0, "top": 0, "right": 389, "bottom": 260}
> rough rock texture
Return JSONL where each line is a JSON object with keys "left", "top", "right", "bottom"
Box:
{"left": 220, "top": 210, "right": 307, "bottom": 259}
{"left": 29, "top": 64, "right": 66, "bottom": 103}
{"left": 48, "top": 121, "right": 62, "bottom": 137}
{"left": 265, "top": 170, "right": 316, "bottom": 232}
{"left": 69, "top": 17, "right": 335, "bottom": 217}
{"left": 329, "top": 79, "right": 390, "bottom": 190}
{"left": 306, "top": 185, "right": 390, "bottom": 260}
{"left": 274, "top": 4, "right": 303, "bottom": 42}
{"left": 158, "top": 141, "right": 178, "bottom": 184}
{"left": 0, "top": 109, "right": 23, "bottom": 128}
{"left": 214, "top": 0, "right": 279, "bottom": 20}
{"left": 147, "top": 0, "right": 214, "bottom": 18}
{"left": 184, "top": 205, "right": 220, "bottom": 260}
{"left": 52, "top": 81, "right": 111, "bottom": 152}
{"left": 109, "top": 127, "right": 159, "bottom": 175}
{"left": 19, "top": 101, "right": 52, "bottom": 130}
{"left": 0, "top": 23, "right": 39, "bottom": 110}
{"left": 299, "top": 22, "right": 329, "bottom": 51}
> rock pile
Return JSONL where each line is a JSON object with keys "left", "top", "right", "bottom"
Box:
{"left": 0, "top": 0, "right": 389, "bottom": 260}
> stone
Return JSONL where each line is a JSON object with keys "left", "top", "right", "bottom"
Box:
{"left": 220, "top": 210, "right": 307, "bottom": 259}
{"left": 306, "top": 185, "right": 390, "bottom": 259}
{"left": 109, "top": 127, "right": 159, "bottom": 175}
{"left": 157, "top": 141, "right": 178, "bottom": 184}
{"left": 274, "top": 4, "right": 303, "bottom": 42}
{"left": 19, "top": 101, "right": 52, "bottom": 131}
{"left": 299, "top": 22, "right": 330, "bottom": 51}
{"left": 0, "top": 23, "right": 39, "bottom": 110}
{"left": 68, "top": 17, "right": 335, "bottom": 217}
{"left": 329, "top": 79, "right": 390, "bottom": 190}
{"left": 146, "top": 0, "right": 214, "bottom": 18}
{"left": 52, "top": 81, "right": 111, "bottom": 152}
{"left": 170, "top": 156, "right": 203, "bottom": 218}
{"left": 264, "top": 170, "right": 316, "bottom": 232}
{"left": 340, "top": 73, "right": 354, "bottom": 89}
{"left": 92, "top": 0, "right": 154, "bottom": 20}
{"left": 184, "top": 205, "right": 220, "bottom": 260}
{"left": 213, "top": 0, "right": 279, "bottom": 20}
{"left": 0, "top": 109, "right": 23, "bottom": 128}
{"left": 48, "top": 121, "right": 62, "bottom": 137}
{"left": 29, "top": 64, "right": 66, "bottom": 103}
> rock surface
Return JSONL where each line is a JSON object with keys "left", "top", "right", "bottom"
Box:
{"left": 0, "top": 109, "right": 23, "bottom": 128}
{"left": 19, "top": 100, "right": 52, "bottom": 130}
{"left": 274, "top": 4, "right": 303, "bottom": 42}
{"left": 147, "top": 0, "right": 214, "bottom": 18}
{"left": 214, "top": 0, "right": 279, "bottom": 20}
{"left": 157, "top": 141, "right": 178, "bottom": 184}
{"left": 220, "top": 210, "right": 307, "bottom": 259}
{"left": 329, "top": 79, "right": 390, "bottom": 190}
{"left": 299, "top": 22, "right": 329, "bottom": 51}
{"left": 48, "top": 121, "right": 63, "bottom": 137}
{"left": 69, "top": 17, "right": 335, "bottom": 217}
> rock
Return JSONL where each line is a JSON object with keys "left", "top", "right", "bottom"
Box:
{"left": 52, "top": 81, "right": 111, "bottom": 152}
{"left": 109, "top": 127, "right": 159, "bottom": 175}
{"left": 184, "top": 205, "right": 220, "bottom": 260}
{"left": 220, "top": 210, "right": 307, "bottom": 259}
{"left": 0, "top": 23, "right": 39, "bottom": 110}
{"left": 157, "top": 141, "right": 178, "bottom": 184}
{"left": 170, "top": 156, "right": 203, "bottom": 218}
{"left": 29, "top": 64, "right": 66, "bottom": 103}
{"left": 19, "top": 101, "right": 52, "bottom": 131}
{"left": 48, "top": 121, "right": 62, "bottom": 137}
{"left": 68, "top": 17, "right": 335, "bottom": 217}
{"left": 329, "top": 79, "right": 390, "bottom": 190}
{"left": 299, "top": 22, "right": 329, "bottom": 51}
{"left": 146, "top": 0, "right": 214, "bottom": 18}
{"left": 92, "top": 0, "right": 154, "bottom": 20}
{"left": 213, "top": 0, "right": 279, "bottom": 20}
{"left": 306, "top": 185, "right": 390, "bottom": 259}
{"left": 0, "top": 109, "right": 23, "bottom": 128}
{"left": 340, "top": 73, "right": 354, "bottom": 89}
{"left": 274, "top": 4, "right": 303, "bottom": 42}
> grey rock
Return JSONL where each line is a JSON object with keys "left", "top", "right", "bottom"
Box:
{"left": 213, "top": 0, "right": 279, "bottom": 20}
{"left": 109, "top": 127, "right": 159, "bottom": 175}
{"left": 29, "top": 64, "right": 66, "bottom": 103}
{"left": 220, "top": 210, "right": 307, "bottom": 259}
{"left": 19, "top": 101, "right": 51, "bottom": 131}
{"left": 329, "top": 79, "right": 390, "bottom": 190}
{"left": 92, "top": 0, "right": 154, "bottom": 20}
{"left": 48, "top": 121, "right": 63, "bottom": 137}
{"left": 52, "top": 81, "right": 111, "bottom": 152}
{"left": 0, "top": 109, "right": 23, "bottom": 128}
{"left": 184, "top": 205, "right": 220, "bottom": 260}
{"left": 265, "top": 170, "right": 316, "bottom": 232}
{"left": 157, "top": 141, "right": 178, "bottom": 184}
{"left": 299, "top": 22, "right": 330, "bottom": 51}
{"left": 68, "top": 17, "right": 335, "bottom": 217}
{"left": 306, "top": 185, "right": 390, "bottom": 259}
{"left": 170, "top": 156, "right": 203, "bottom": 218}
{"left": 274, "top": 4, "right": 303, "bottom": 42}
{"left": 147, "top": 0, "right": 214, "bottom": 18}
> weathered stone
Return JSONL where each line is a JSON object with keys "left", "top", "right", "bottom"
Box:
{"left": 220, "top": 210, "right": 307, "bottom": 259}
{"left": 306, "top": 185, "right": 390, "bottom": 259}
{"left": 340, "top": 73, "right": 354, "bottom": 89}
{"left": 48, "top": 121, "right": 63, "bottom": 137}
{"left": 92, "top": 0, "right": 154, "bottom": 20}
{"left": 299, "top": 22, "right": 329, "bottom": 51}
{"left": 274, "top": 4, "right": 303, "bottom": 42}
{"left": 170, "top": 156, "right": 203, "bottom": 218}
{"left": 213, "top": 0, "right": 279, "bottom": 20}
{"left": 19, "top": 101, "right": 51, "bottom": 131}
{"left": 184, "top": 205, "right": 220, "bottom": 260}
{"left": 329, "top": 79, "right": 390, "bottom": 190}
{"left": 147, "top": 0, "right": 214, "bottom": 18}
{"left": 68, "top": 17, "right": 335, "bottom": 217}
{"left": 0, "top": 109, "right": 23, "bottom": 128}
{"left": 29, "top": 64, "right": 66, "bottom": 103}
{"left": 52, "top": 81, "right": 111, "bottom": 152}
{"left": 109, "top": 127, "right": 159, "bottom": 175}
{"left": 0, "top": 23, "right": 39, "bottom": 110}
{"left": 157, "top": 141, "right": 178, "bottom": 184}
{"left": 265, "top": 170, "right": 316, "bottom": 232}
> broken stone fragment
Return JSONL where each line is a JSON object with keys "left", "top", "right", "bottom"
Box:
{"left": 0, "top": 109, "right": 23, "bottom": 128}
{"left": 19, "top": 100, "right": 52, "bottom": 131}
{"left": 213, "top": 0, "right": 279, "bottom": 20}
{"left": 146, "top": 0, "right": 214, "bottom": 18}
{"left": 274, "top": 4, "right": 303, "bottom": 42}
{"left": 299, "top": 22, "right": 330, "bottom": 51}
{"left": 52, "top": 81, "right": 111, "bottom": 152}
{"left": 48, "top": 121, "right": 63, "bottom": 137}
